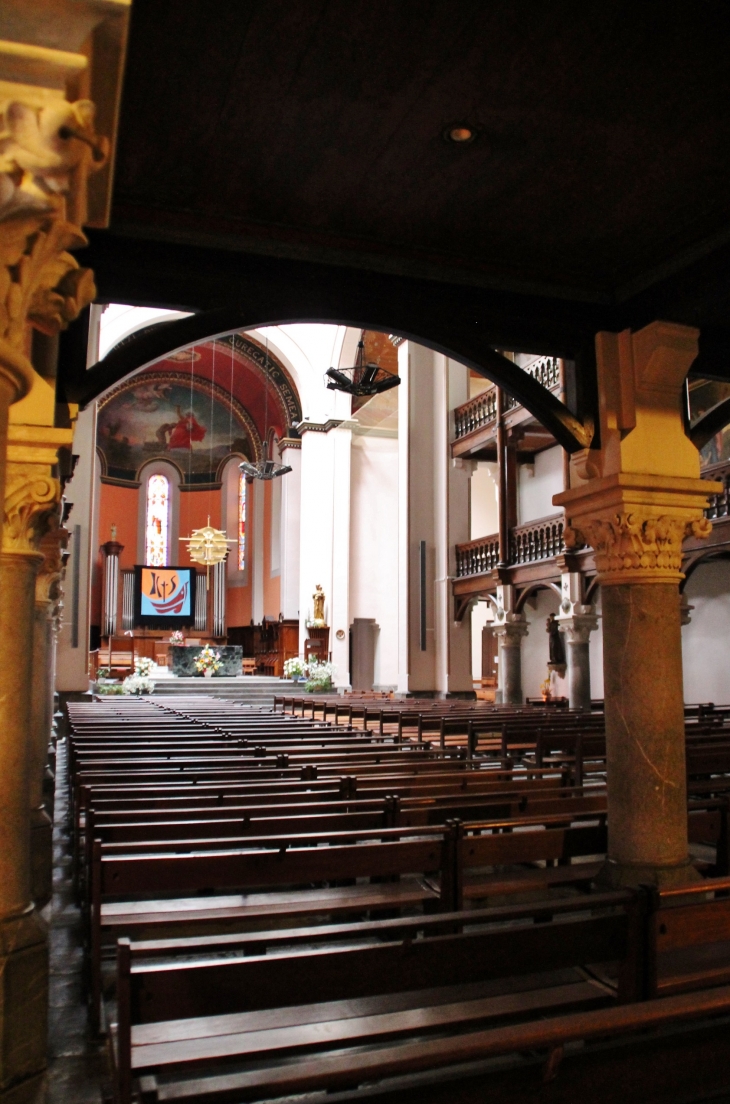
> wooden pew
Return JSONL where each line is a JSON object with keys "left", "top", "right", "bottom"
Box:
{"left": 130, "top": 984, "right": 730, "bottom": 1104}
{"left": 88, "top": 826, "right": 445, "bottom": 1032}
{"left": 113, "top": 889, "right": 640, "bottom": 1104}
{"left": 646, "top": 873, "right": 730, "bottom": 996}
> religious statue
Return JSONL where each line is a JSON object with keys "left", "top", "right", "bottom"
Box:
{"left": 312, "top": 584, "right": 326, "bottom": 626}
{"left": 546, "top": 612, "right": 566, "bottom": 670}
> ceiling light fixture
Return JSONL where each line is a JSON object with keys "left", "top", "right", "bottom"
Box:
{"left": 445, "top": 124, "right": 477, "bottom": 144}
{"left": 325, "top": 339, "right": 400, "bottom": 397}
{"left": 240, "top": 457, "right": 292, "bottom": 481}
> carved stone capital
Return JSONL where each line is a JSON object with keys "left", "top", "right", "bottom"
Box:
{"left": 564, "top": 511, "right": 711, "bottom": 585}
{"left": 555, "top": 472, "right": 720, "bottom": 586}
{"left": 3, "top": 462, "right": 59, "bottom": 557}
{"left": 491, "top": 613, "right": 529, "bottom": 644}
{"left": 558, "top": 611, "right": 599, "bottom": 645}
{"left": 0, "top": 98, "right": 107, "bottom": 408}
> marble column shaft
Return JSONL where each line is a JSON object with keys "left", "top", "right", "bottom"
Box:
{"left": 558, "top": 612, "right": 598, "bottom": 711}
{"left": 492, "top": 617, "right": 528, "bottom": 704}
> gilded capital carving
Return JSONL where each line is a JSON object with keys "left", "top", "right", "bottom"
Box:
{"left": 0, "top": 98, "right": 107, "bottom": 400}
{"left": 2, "top": 462, "right": 60, "bottom": 557}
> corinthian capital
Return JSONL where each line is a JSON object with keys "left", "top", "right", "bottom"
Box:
{"left": 0, "top": 98, "right": 106, "bottom": 403}
{"left": 565, "top": 510, "right": 714, "bottom": 586}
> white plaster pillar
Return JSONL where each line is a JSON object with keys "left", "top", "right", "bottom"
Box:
{"left": 252, "top": 476, "right": 265, "bottom": 623}
{"left": 297, "top": 420, "right": 353, "bottom": 687}
{"left": 397, "top": 343, "right": 473, "bottom": 696}
{"left": 55, "top": 405, "right": 98, "bottom": 690}
{"left": 330, "top": 424, "right": 352, "bottom": 689}
{"left": 279, "top": 439, "right": 301, "bottom": 620}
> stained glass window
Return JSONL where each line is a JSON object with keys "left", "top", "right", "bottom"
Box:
{"left": 145, "top": 474, "right": 169, "bottom": 566}
{"left": 238, "top": 470, "right": 247, "bottom": 571}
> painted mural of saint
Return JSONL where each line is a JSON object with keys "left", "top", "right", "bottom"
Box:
{"left": 156, "top": 406, "right": 207, "bottom": 450}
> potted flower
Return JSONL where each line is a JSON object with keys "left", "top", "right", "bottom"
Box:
{"left": 123, "top": 658, "right": 155, "bottom": 696}
{"left": 169, "top": 629, "right": 185, "bottom": 645}
{"left": 194, "top": 644, "right": 222, "bottom": 678}
{"left": 303, "top": 659, "right": 335, "bottom": 693}
{"left": 283, "top": 656, "right": 306, "bottom": 682}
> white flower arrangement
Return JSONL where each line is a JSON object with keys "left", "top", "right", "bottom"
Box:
{"left": 194, "top": 644, "right": 222, "bottom": 675}
{"left": 283, "top": 656, "right": 306, "bottom": 679}
{"left": 123, "top": 673, "right": 154, "bottom": 695}
{"left": 122, "top": 657, "right": 156, "bottom": 695}
{"left": 303, "top": 659, "right": 335, "bottom": 693}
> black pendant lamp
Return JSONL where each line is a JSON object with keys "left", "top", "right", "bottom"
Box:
{"left": 325, "top": 339, "right": 400, "bottom": 397}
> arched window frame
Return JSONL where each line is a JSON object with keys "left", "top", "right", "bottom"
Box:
{"left": 145, "top": 473, "right": 170, "bottom": 566}
{"left": 137, "top": 461, "right": 181, "bottom": 566}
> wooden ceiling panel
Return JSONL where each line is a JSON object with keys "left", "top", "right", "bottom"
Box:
{"left": 110, "top": 0, "right": 730, "bottom": 300}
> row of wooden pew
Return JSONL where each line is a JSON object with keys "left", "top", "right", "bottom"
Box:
{"left": 65, "top": 694, "right": 730, "bottom": 1104}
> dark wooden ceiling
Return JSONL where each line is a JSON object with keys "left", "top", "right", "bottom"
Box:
{"left": 109, "top": 0, "right": 730, "bottom": 304}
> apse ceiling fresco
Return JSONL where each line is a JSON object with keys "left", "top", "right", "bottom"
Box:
{"left": 97, "top": 333, "right": 303, "bottom": 486}
{"left": 97, "top": 372, "right": 260, "bottom": 485}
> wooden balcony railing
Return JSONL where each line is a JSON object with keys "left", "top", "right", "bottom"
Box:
{"left": 455, "top": 534, "right": 500, "bottom": 577}
{"left": 510, "top": 513, "right": 565, "bottom": 564}
{"left": 453, "top": 356, "right": 561, "bottom": 441}
{"left": 454, "top": 390, "right": 497, "bottom": 439}
{"left": 702, "top": 460, "right": 730, "bottom": 519}
{"left": 455, "top": 513, "right": 566, "bottom": 578}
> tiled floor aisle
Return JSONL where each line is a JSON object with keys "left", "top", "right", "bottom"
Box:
{"left": 47, "top": 738, "right": 108, "bottom": 1103}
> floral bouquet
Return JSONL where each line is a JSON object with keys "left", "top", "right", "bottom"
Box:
{"left": 303, "top": 659, "right": 335, "bottom": 693}
{"left": 169, "top": 630, "right": 185, "bottom": 645}
{"left": 194, "top": 644, "right": 222, "bottom": 676}
{"left": 123, "top": 659, "right": 155, "bottom": 695}
{"left": 283, "top": 656, "right": 306, "bottom": 680}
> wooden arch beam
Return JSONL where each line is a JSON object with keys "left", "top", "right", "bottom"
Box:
{"left": 60, "top": 305, "right": 595, "bottom": 454}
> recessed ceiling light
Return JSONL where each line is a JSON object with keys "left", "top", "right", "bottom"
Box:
{"left": 445, "top": 124, "right": 477, "bottom": 144}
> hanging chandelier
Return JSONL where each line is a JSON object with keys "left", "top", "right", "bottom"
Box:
{"left": 183, "top": 516, "right": 235, "bottom": 570}
{"left": 325, "top": 339, "right": 400, "bottom": 397}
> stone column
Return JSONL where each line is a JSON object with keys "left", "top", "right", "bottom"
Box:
{"left": 558, "top": 574, "right": 598, "bottom": 710}
{"left": 559, "top": 614, "right": 598, "bottom": 709}
{"left": 30, "top": 514, "right": 68, "bottom": 906}
{"left": 492, "top": 585, "right": 528, "bottom": 704}
{"left": 0, "top": 429, "right": 70, "bottom": 1100}
{"left": 555, "top": 322, "right": 720, "bottom": 887}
